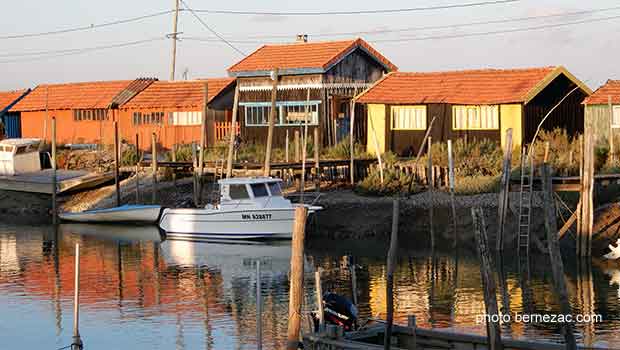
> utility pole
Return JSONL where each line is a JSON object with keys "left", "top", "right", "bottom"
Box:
{"left": 169, "top": 0, "right": 180, "bottom": 81}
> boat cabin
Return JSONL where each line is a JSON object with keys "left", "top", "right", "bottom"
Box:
{"left": 216, "top": 177, "right": 291, "bottom": 210}
{"left": 0, "top": 138, "right": 42, "bottom": 175}
{"left": 219, "top": 177, "right": 283, "bottom": 201}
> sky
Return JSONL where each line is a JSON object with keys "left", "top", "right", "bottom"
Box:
{"left": 1, "top": 0, "right": 619, "bottom": 91}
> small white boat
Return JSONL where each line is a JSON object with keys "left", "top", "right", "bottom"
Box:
{"left": 59, "top": 204, "right": 162, "bottom": 224}
{"left": 159, "top": 177, "right": 322, "bottom": 240}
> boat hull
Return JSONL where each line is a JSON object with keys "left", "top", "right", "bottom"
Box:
{"left": 159, "top": 207, "right": 304, "bottom": 240}
{"left": 59, "top": 205, "right": 162, "bottom": 224}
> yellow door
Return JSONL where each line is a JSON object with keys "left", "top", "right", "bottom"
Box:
{"left": 500, "top": 104, "right": 522, "bottom": 150}
{"left": 367, "top": 104, "right": 386, "bottom": 156}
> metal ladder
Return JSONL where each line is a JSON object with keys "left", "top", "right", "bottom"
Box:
{"left": 517, "top": 148, "right": 534, "bottom": 253}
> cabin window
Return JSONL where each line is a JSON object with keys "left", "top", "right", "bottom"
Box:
{"left": 612, "top": 106, "right": 620, "bottom": 128}
{"left": 268, "top": 182, "right": 282, "bottom": 196}
{"left": 391, "top": 106, "right": 426, "bottom": 130}
{"left": 133, "top": 112, "right": 165, "bottom": 125}
{"left": 244, "top": 105, "right": 270, "bottom": 126}
{"left": 229, "top": 184, "right": 250, "bottom": 200}
{"left": 251, "top": 183, "right": 269, "bottom": 197}
{"left": 14, "top": 146, "right": 28, "bottom": 155}
{"left": 281, "top": 103, "right": 319, "bottom": 125}
{"left": 168, "top": 111, "right": 203, "bottom": 126}
{"left": 452, "top": 105, "right": 499, "bottom": 130}
{"left": 73, "top": 109, "right": 108, "bottom": 121}
{"left": 242, "top": 101, "right": 321, "bottom": 126}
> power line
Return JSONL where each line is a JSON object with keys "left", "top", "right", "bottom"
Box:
{"left": 181, "top": 13, "right": 620, "bottom": 45}
{"left": 0, "top": 10, "right": 173, "bottom": 40}
{"left": 179, "top": 0, "right": 246, "bottom": 56}
{"left": 246, "top": 5, "right": 620, "bottom": 39}
{"left": 0, "top": 37, "right": 166, "bottom": 63}
{"left": 178, "top": 5, "right": 620, "bottom": 41}
{"left": 191, "top": 0, "right": 519, "bottom": 16}
{"left": 372, "top": 13, "right": 620, "bottom": 42}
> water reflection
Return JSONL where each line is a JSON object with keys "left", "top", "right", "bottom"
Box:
{"left": 1, "top": 224, "right": 620, "bottom": 348}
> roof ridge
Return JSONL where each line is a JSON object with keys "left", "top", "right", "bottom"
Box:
{"left": 259, "top": 38, "right": 356, "bottom": 47}
{"left": 393, "top": 66, "right": 557, "bottom": 76}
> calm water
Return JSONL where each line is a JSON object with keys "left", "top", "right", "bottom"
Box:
{"left": 2, "top": 223, "right": 620, "bottom": 349}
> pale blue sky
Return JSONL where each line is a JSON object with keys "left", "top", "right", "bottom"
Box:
{"left": 1, "top": 0, "right": 619, "bottom": 91}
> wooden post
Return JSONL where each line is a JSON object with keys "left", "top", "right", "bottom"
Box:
{"left": 384, "top": 199, "right": 399, "bottom": 350}
{"left": 315, "top": 268, "right": 325, "bottom": 330}
{"left": 497, "top": 129, "right": 513, "bottom": 251}
{"left": 51, "top": 116, "right": 57, "bottom": 225}
{"left": 192, "top": 143, "right": 198, "bottom": 206}
{"left": 301, "top": 89, "right": 310, "bottom": 202}
{"left": 256, "top": 260, "right": 262, "bottom": 350}
{"left": 407, "top": 315, "right": 417, "bottom": 349}
{"left": 151, "top": 132, "right": 158, "bottom": 204}
{"left": 541, "top": 164, "right": 577, "bottom": 349}
{"left": 314, "top": 127, "right": 320, "bottom": 191}
{"left": 72, "top": 243, "right": 83, "bottom": 350}
{"left": 368, "top": 109, "right": 384, "bottom": 184}
{"left": 471, "top": 207, "right": 503, "bottom": 350}
{"left": 428, "top": 137, "right": 435, "bottom": 250}
{"left": 294, "top": 130, "right": 300, "bottom": 163}
{"left": 448, "top": 140, "right": 457, "bottom": 247}
{"left": 412, "top": 116, "right": 437, "bottom": 166}
{"left": 287, "top": 206, "right": 307, "bottom": 350}
{"left": 226, "top": 83, "right": 240, "bottom": 178}
{"left": 113, "top": 121, "right": 121, "bottom": 207}
{"left": 264, "top": 68, "right": 278, "bottom": 177}
{"left": 135, "top": 134, "right": 140, "bottom": 204}
{"left": 349, "top": 99, "right": 356, "bottom": 185}
{"left": 171, "top": 144, "right": 177, "bottom": 187}
{"left": 347, "top": 255, "right": 358, "bottom": 306}
{"left": 198, "top": 83, "right": 208, "bottom": 205}
{"left": 609, "top": 96, "right": 615, "bottom": 163}
{"left": 447, "top": 140, "right": 455, "bottom": 191}
{"left": 543, "top": 141, "right": 550, "bottom": 163}
{"left": 285, "top": 130, "right": 290, "bottom": 163}
{"left": 578, "top": 125, "right": 594, "bottom": 257}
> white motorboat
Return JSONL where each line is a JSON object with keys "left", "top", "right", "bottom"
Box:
{"left": 59, "top": 204, "right": 162, "bottom": 224}
{"left": 159, "top": 177, "right": 322, "bottom": 240}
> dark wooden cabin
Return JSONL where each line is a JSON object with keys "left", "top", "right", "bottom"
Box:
{"left": 227, "top": 37, "right": 398, "bottom": 148}
{"left": 355, "top": 66, "right": 592, "bottom": 156}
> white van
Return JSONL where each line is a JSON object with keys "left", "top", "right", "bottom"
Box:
{"left": 0, "top": 138, "right": 42, "bottom": 176}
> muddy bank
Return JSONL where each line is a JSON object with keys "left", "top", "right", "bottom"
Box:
{"left": 313, "top": 190, "right": 544, "bottom": 249}
{"left": 2, "top": 174, "right": 619, "bottom": 256}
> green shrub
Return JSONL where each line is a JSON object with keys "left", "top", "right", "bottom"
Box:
{"left": 121, "top": 147, "right": 138, "bottom": 166}
{"left": 453, "top": 175, "right": 500, "bottom": 195}
{"left": 355, "top": 167, "right": 421, "bottom": 196}
{"left": 529, "top": 129, "right": 581, "bottom": 176}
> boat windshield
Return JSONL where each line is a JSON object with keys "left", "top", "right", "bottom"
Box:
{"left": 229, "top": 184, "right": 250, "bottom": 200}
{"left": 250, "top": 183, "right": 269, "bottom": 198}
{"left": 268, "top": 182, "right": 282, "bottom": 196}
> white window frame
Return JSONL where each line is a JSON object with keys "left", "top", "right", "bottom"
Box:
{"left": 391, "top": 105, "right": 427, "bottom": 130}
{"left": 452, "top": 105, "right": 499, "bottom": 130}
{"left": 242, "top": 101, "right": 321, "bottom": 127}
{"left": 612, "top": 106, "right": 620, "bottom": 128}
{"left": 168, "top": 111, "right": 203, "bottom": 126}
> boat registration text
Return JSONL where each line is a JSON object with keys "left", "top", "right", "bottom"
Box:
{"left": 242, "top": 213, "right": 272, "bottom": 220}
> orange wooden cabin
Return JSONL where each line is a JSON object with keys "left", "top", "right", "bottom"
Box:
{"left": 118, "top": 78, "right": 236, "bottom": 150}
{"left": 10, "top": 78, "right": 236, "bottom": 151}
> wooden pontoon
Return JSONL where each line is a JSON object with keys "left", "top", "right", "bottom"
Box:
{"left": 0, "top": 169, "right": 113, "bottom": 194}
